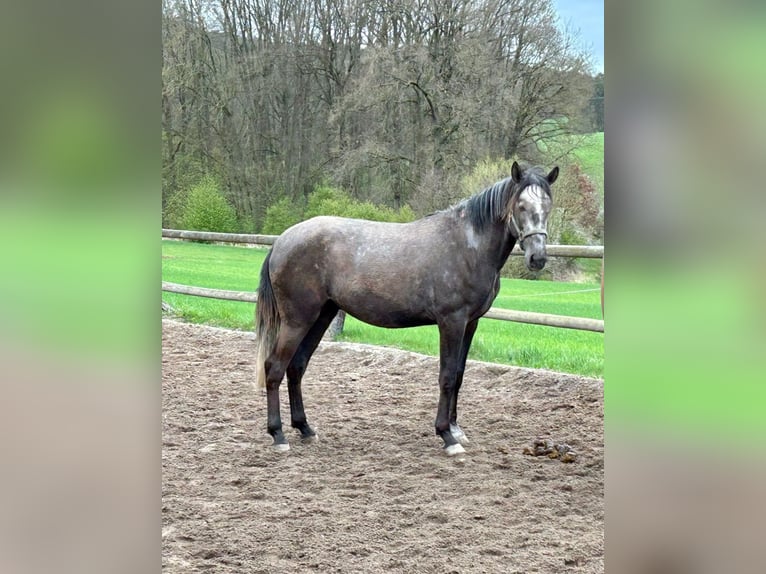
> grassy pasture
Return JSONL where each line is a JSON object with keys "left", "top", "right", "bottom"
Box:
{"left": 162, "top": 240, "right": 604, "bottom": 377}
{"left": 570, "top": 131, "right": 604, "bottom": 196}
{"left": 538, "top": 131, "right": 604, "bottom": 198}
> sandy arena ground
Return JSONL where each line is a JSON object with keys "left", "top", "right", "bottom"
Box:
{"left": 162, "top": 318, "right": 603, "bottom": 573}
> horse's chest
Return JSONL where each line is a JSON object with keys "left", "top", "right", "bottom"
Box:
{"left": 474, "top": 276, "right": 501, "bottom": 315}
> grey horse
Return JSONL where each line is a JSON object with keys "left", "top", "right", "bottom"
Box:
{"left": 254, "top": 161, "right": 558, "bottom": 455}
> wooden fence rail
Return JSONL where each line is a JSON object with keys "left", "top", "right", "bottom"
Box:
{"left": 162, "top": 281, "right": 604, "bottom": 333}
{"left": 161, "top": 228, "right": 603, "bottom": 259}
{"left": 162, "top": 281, "right": 258, "bottom": 303}
{"left": 162, "top": 228, "right": 276, "bottom": 246}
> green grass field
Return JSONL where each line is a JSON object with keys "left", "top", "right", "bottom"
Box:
{"left": 162, "top": 240, "right": 604, "bottom": 377}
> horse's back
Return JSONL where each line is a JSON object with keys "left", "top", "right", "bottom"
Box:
{"left": 279, "top": 215, "right": 414, "bottom": 241}
{"left": 273, "top": 215, "right": 438, "bottom": 263}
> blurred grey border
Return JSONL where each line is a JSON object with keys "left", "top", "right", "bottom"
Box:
{"left": 1, "top": 0, "right": 764, "bottom": 572}
{"left": 0, "top": 1, "right": 158, "bottom": 574}
{"left": 607, "top": 0, "right": 765, "bottom": 572}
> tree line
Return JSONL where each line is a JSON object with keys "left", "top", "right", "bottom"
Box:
{"left": 162, "top": 0, "right": 602, "bottom": 234}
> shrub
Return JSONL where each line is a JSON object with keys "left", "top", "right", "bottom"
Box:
{"left": 305, "top": 185, "right": 353, "bottom": 218}
{"left": 180, "top": 175, "right": 238, "bottom": 233}
{"left": 558, "top": 224, "right": 585, "bottom": 246}
{"left": 262, "top": 196, "right": 303, "bottom": 235}
{"left": 261, "top": 184, "right": 416, "bottom": 235}
{"left": 543, "top": 165, "right": 602, "bottom": 280}
{"left": 304, "top": 184, "right": 415, "bottom": 223}
{"left": 346, "top": 201, "right": 415, "bottom": 223}
{"left": 460, "top": 157, "right": 518, "bottom": 198}
{"left": 394, "top": 205, "right": 416, "bottom": 223}
{"left": 163, "top": 188, "right": 188, "bottom": 229}
{"left": 237, "top": 216, "right": 257, "bottom": 235}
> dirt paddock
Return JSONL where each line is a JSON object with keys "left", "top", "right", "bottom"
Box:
{"left": 162, "top": 318, "right": 603, "bottom": 573}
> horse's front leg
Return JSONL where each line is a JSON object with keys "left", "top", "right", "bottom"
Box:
{"left": 449, "top": 319, "right": 479, "bottom": 447}
{"left": 436, "top": 321, "right": 467, "bottom": 456}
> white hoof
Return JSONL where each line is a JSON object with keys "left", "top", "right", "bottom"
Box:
{"left": 444, "top": 443, "right": 466, "bottom": 457}
{"left": 450, "top": 424, "right": 470, "bottom": 446}
{"left": 272, "top": 442, "right": 290, "bottom": 452}
{"left": 301, "top": 433, "right": 319, "bottom": 443}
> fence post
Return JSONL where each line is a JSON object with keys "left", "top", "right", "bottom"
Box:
{"left": 325, "top": 311, "right": 346, "bottom": 340}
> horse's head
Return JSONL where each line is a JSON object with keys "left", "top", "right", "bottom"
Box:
{"left": 508, "top": 161, "right": 558, "bottom": 271}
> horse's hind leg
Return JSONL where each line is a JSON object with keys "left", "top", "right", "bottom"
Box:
{"left": 287, "top": 302, "right": 339, "bottom": 442}
{"left": 265, "top": 323, "right": 312, "bottom": 451}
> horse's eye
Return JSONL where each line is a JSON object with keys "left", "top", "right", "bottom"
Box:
{"left": 518, "top": 206, "right": 526, "bottom": 212}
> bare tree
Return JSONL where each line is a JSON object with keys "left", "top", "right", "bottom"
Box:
{"left": 162, "top": 0, "right": 594, "bottom": 228}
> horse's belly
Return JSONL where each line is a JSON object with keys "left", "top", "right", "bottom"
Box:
{"left": 332, "top": 287, "right": 434, "bottom": 329}
{"left": 346, "top": 308, "right": 434, "bottom": 329}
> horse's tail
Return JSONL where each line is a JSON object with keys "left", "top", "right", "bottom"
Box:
{"left": 254, "top": 251, "right": 280, "bottom": 390}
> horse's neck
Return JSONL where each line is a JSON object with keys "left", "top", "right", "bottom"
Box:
{"left": 494, "top": 228, "right": 517, "bottom": 270}
{"left": 479, "top": 221, "right": 517, "bottom": 271}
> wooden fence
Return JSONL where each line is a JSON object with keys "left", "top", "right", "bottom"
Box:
{"left": 161, "top": 228, "right": 603, "bottom": 259}
{"left": 162, "top": 229, "right": 604, "bottom": 333}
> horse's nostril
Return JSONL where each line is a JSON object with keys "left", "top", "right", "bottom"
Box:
{"left": 529, "top": 254, "right": 546, "bottom": 269}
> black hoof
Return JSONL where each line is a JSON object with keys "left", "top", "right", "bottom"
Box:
{"left": 293, "top": 422, "right": 316, "bottom": 441}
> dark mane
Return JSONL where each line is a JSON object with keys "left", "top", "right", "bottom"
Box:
{"left": 456, "top": 166, "right": 553, "bottom": 232}
{"left": 458, "top": 178, "right": 514, "bottom": 231}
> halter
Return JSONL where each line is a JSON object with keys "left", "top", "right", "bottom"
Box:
{"left": 509, "top": 191, "right": 548, "bottom": 249}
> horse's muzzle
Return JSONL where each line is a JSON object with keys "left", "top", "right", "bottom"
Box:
{"left": 522, "top": 232, "right": 548, "bottom": 271}
{"left": 527, "top": 252, "right": 547, "bottom": 271}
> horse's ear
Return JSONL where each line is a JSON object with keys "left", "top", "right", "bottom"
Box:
{"left": 547, "top": 166, "right": 559, "bottom": 185}
{"left": 511, "top": 161, "right": 522, "bottom": 183}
